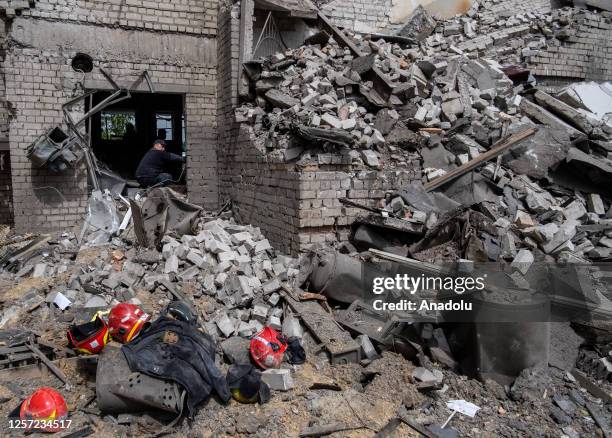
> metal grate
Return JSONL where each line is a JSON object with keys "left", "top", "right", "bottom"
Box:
{"left": 253, "top": 11, "right": 286, "bottom": 60}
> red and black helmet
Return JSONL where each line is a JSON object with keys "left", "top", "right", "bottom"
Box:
{"left": 67, "top": 314, "right": 110, "bottom": 355}
{"left": 108, "top": 303, "right": 150, "bottom": 343}
{"left": 250, "top": 327, "right": 287, "bottom": 369}
{"left": 19, "top": 387, "right": 68, "bottom": 432}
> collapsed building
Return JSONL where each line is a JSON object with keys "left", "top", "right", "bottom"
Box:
{"left": 0, "top": 0, "right": 612, "bottom": 436}
{"left": 0, "top": 0, "right": 610, "bottom": 254}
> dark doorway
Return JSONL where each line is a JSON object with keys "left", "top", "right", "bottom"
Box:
{"left": 88, "top": 92, "right": 185, "bottom": 181}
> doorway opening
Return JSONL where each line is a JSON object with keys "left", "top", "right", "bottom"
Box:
{"left": 88, "top": 92, "right": 185, "bottom": 184}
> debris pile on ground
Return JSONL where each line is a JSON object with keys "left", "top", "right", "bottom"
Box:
{"left": 0, "top": 214, "right": 299, "bottom": 341}
{"left": 1, "top": 1, "right": 612, "bottom": 437}
{"left": 235, "top": 2, "right": 612, "bottom": 267}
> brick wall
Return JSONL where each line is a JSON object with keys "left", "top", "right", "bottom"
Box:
{"left": 1, "top": 0, "right": 219, "bottom": 233}
{"left": 321, "top": 0, "right": 477, "bottom": 34}
{"left": 217, "top": 3, "right": 300, "bottom": 254}
{"left": 297, "top": 168, "right": 420, "bottom": 250}
{"left": 18, "top": 0, "right": 218, "bottom": 36}
{"left": 0, "top": 151, "right": 13, "bottom": 225}
{"left": 321, "top": 0, "right": 394, "bottom": 33}
{"left": 185, "top": 92, "right": 219, "bottom": 210}
{"left": 527, "top": 11, "right": 612, "bottom": 82}
{"left": 4, "top": 52, "right": 89, "bottom": 232}
{"left": 479, "top": 0, "right": 553, "bottom": 20}
{"left": 217, "top": 1, "right": 422, "bottom": 255}
{"left": 0, "top": 20, "right": 9, "bottom": 142}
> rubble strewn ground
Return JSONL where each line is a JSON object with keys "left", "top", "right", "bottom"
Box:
{"left": 1, "top": 210, "right": 611, "bottom": 437}
{"left": 1, "top": 1, "right": 612, "bottom": 437}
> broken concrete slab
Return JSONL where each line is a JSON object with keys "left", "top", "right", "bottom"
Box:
{"left": 534, "top": 91, "right": 595, "bottom": 135}
{"left": 542, "top": 220, "right": 579, "bottom": 254}
{"left": 505, "top": 127, "right": 570, "bottom": 180}
{"left": 563, "top": 200, "right": 587, "bottom": 221}
{"left": 412, "top": 367, "right": 443, "bottom": 384}
{"left": 587, "top": 194, "right": 606, "bottom": 216}
{"left": 265, "top": 89, "right": 299, "bottom": 109}
{"left": 511, "top": 249, "right": 534, "bottom": 275}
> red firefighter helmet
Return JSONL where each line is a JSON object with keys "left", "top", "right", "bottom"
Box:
{"left": 67, "top": 314, "right": 109, "bottom": 354}
{"left": 19, "top": 387, "right": 68, "bottom": 432}
{"left": 250, "top": 327, "right": 287, "bottom": 369}
{"left": 108, "top": 303, "right": 150, "bottom": 343}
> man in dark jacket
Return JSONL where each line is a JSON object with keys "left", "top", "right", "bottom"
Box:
{"left": 135, "top": 139, "right": 184, "bottom": 187}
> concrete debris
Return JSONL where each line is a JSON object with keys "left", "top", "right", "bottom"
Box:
{"left": 357, "top": 334, "right": 378, "bottom": 360}
{"left": 1, "top": 2, "right": 612, "bottom": 437}
{"left": 261, "top": 369, "right": 294, "bottom": 391}
{"left": 412, "top": 367, "right": 444, "bottom": 385}
{"left": 511, "top": 249, "right": 534, "bottom": 275}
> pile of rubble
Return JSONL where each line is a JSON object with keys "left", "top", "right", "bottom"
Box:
{"left": 0, "top": 214, "right": 300, "bottom": 343}
{"left": 235, "top": 2, "right": 612, "bottom": 267}
{"left": 159, "top": 218, "right": 300, "bottom": 339}
{"left": 0, "top": 198, "right": 610, "bottom": 437}
{"left": 1, "top": 1, "right": 611, "bottom": 437}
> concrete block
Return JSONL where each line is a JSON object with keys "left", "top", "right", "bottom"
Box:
{"left": 357, "top": 334, "right": 377, "bottom": 360}
{"left": 262, "top": 278, "right": 281, "bottom": 294}
{"left": 321, "top": 113, "right": 342, "bottom": 129}
{"left": 252, "top": 304, "right": 270, "bottom": 323}
{"left": 525, "top": 191, "right": 552, "bottom": 214}
{"left": 523, "top": 223, "right": 558, "bottom": 244}
{"left": 32, "top": 263, "right": 47, "bottom": 278}
{"left": 175, "top": 244, "right": 190, "bottom": 259}
{"left": 215, "top": 312, "right": 235, "bottom": 338}
{"left": 215, "top": 261, "right": 233, "bottom": 273}
{"left": 206, "top": 239, "right": 231, "bottom": 254}
{"left": 217, "top": 251, "right": 237, "bottom": 263}
{"left": 178, "top": 265, "right": 200, "bottom": 281}
{"left": 215, "top": 272, "right": 228, "bottom": 287}
{"left": 412, "top": 367, "right": 443, "bottom": 384}
{"left": 587, "top": 194, "right": 605, "bottom": 216}
{"left": 282, "top": 312, "right": 303, "bottom": 339}
{"left": 186, "top": 250, "right": 205, "bottom": 267}
{"left": 164, "top": 255, "right": 179, "bottom": 274}
{"left": 231, "top": 232, "right": 252, "bottom": 245}
{"left": 543, "top": 220, "right": 579, "bottom": 254}
{"left": 268, "top": 315, "right": 282, "bottom": 331}
{"left": 254, "top": 239, "right": 272, "bottom": 253}
{"left": 514, "top": 210, "right": 535, "bottom": 229}
{"left": 361, "top": 150, "right": 380, "bottom": 168}
{"left": 511, "top": 249, "right": 534, "bottom": 275}
{"left": 563, "top": 200, "right": 587, "bottom": 221}
{"left": 262, "top": 369, "right": 294, "bottom": 391}
{"left": 85, "top": 295, "right": 107, "bottom": 308}
{"left": 267, "top": 292, "right": 281, "bottom": 306}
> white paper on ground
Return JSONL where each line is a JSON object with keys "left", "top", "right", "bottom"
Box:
{"left": 53, "top": 292, "right": 72, "bottom": 310}
{"left": 447, "top": 400, "right": 480, "bottom": 417}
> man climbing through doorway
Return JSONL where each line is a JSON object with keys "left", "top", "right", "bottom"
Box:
{"left": 135, "top": 139, "right": 184, "bottom": 188}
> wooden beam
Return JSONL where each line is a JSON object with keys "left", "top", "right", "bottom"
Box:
{"left": 27, "top": 342, "right": 69, "bottom": 386}
{"left": 424, "top": 127, "right": 537, "bottom": 192}
{"left": 317, "top": 12, "right": 364, "bottom": 57}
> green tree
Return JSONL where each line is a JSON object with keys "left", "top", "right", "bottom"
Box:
{"left": 102, "top": 112, "right": 135, "bottom": 140}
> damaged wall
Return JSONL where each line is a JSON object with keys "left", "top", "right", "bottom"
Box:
{"left": 217, "top": 3, "right": 302, "bottom": 254}
{"left": 528, "top": 10, "right": 612, "bottom": 83}
{"left": 321, "top": 0, "right": 475, "bottom": 34}
{"left": 0, "top": 19, "right": 11, "bottom": 225}
{"left": 0, "top": 151, "right": 13, "bottom": 225}
{"left": 217, "top": 3, "right": 422, "bottom": 254}
{"left": 296, "top": 169, "right": 420, "bottom": 249}
{"left": 0, "top": 0, "right": 219, "bottom": 232}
